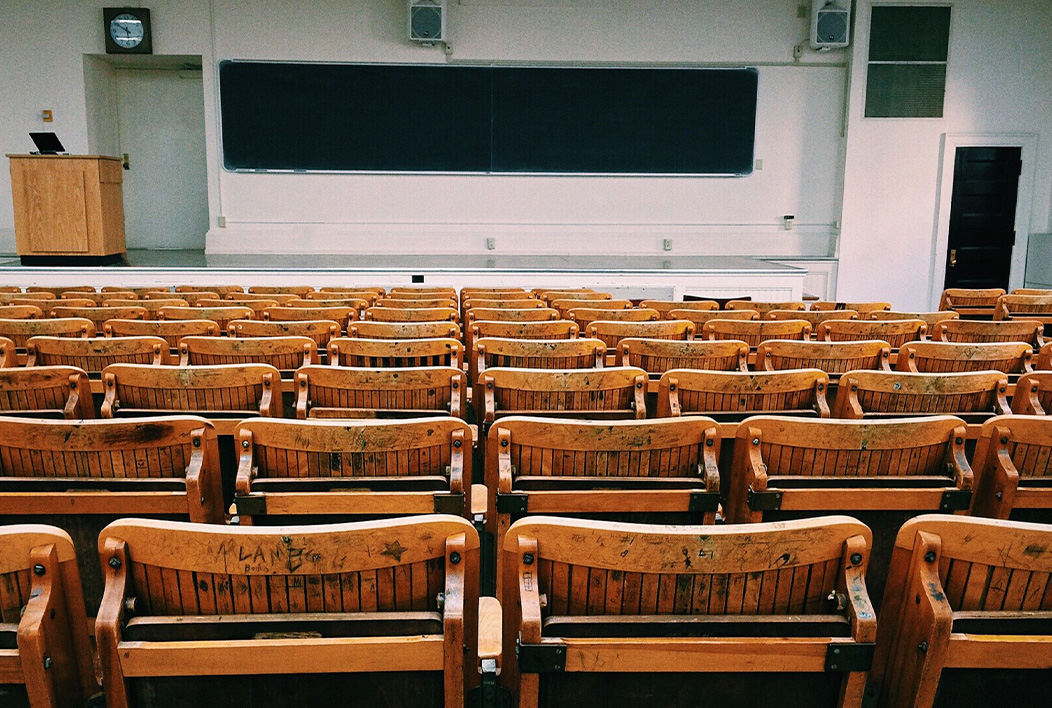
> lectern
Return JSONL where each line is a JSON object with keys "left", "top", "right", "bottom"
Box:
{"left": 7, "top": 154, "right": 126, "bottom": 265}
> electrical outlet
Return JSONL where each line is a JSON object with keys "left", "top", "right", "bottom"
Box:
{"left": 663, "top": 239, "right": 673, "bottom": 252}
{"left": 755, "top": 159, "right": 764, "bottom": 171}
{"left": 485, "top": 237, "right": 496, "bottom": 250}
{"left": 217, "top": 216, "right": 226, "bottom": 228}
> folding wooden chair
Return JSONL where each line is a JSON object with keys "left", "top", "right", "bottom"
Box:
{"left": 552, "top": 299, "right": 632, "bottom": 319}
{"left": 26, "top": 335, "right": 167, "bottom": 375}
{"left": 0, "top": 336, "right": 16, "bottom": 368}
{"left": 501, "top": 516, "right": 876, "bottom": 708}
{"left": 811, "top": 301, "right": 892, "bottom": 313}
{"left": 619, "top": 338, "right": 748, "bottom": 375}
{"left": 226, "top": 292, "right": 301, "bottom": 304}
{"left": 587, "top": 319, "right": 693, "bottom": 350}
{"left": 160, "top": 305, "right": 254, "bottom": 332}
{"left": 0, "top": 417, "right": 223, "bottom": 608}
{"left": 834, "top": 370, "right": 1010, "bottom": 421}
{"left": 101, "top": 364, "right": 283, "bottom": 420}
{"left": 101, "top": 286, "right": 162, "bottom": 297}
{"left": 0, "top": 317, "right": 94, "bottom": 349}
{"left": 568, "top": 308, "right": 658, "bottom": 331}
{"left": 0, "top": 304, "right": 43, "bottom": 319}
{"left": 0, "top": 525, "right": 96, "bottom": 708}
{"left": 285, "top": 297, "right": 370, "bottom": 311}
{"left": 294, "top": 365, "right": 466, "bottom": 419}
{"left": 994, "top": 293, "right": 1052, "bottom": 322}
{"left": 0, "top": 292, "right": 53, "bottom": 305}
{"left": 896, "top": 341, "right": 1033, "bottom": 375}
{"left": 638, "top": 300, "right": 718, "bottom": 319}
{"left": 104, "top": 298, "right": 188, "bottom": 319}
{"left": 726, "top": 300, "right": 806, "bottom": 315}
{"left": 377, "top": 297, "right": 458, "bottom": 310}
{"left": 818, "top": 319, "right": 927, "bottom": 348}
{"left": 939, "top": 288, "right": 1004, "bottom": 318}
{"left": 669, "top": 308, "right": 759, "bottom": 327}
{"left": 539, "top": 290, "right": 608, "bottom": 305}
{"left": 229, "top": 319, "right": 341, "bottom": 349}
{"left": 473, "top": 338, "right": 604, "bottom": 389}
{"left": 933, "top": 318, "right": 1045, "bottom": 347}
{"left": 657, "top": 368, "right": 830, "bottom": 419}
{"left": 247, "top": 285, "right": 315, "bottom": 296}
{"left": 199, "top": 297, "right": 279, "bottom": 316}
{"left": 316, "top": 286, "right": 384, "bottom": 300}
{"left": 465, "top": 307, "right": 559, "bottom": 324}
{"left": 233, "top": 417, "right": 472, "bottom": 523}
{"left": 144, "top": 291, "right": 219, "bottom": 306}
{"left": 757, "top": 340, "right": 892, "bottom": 375}
{"left": 175, "top": 284, "right": 244, "bottom": 295}
{"left": 1040, "top": 342, "right": 1052, "bottom": 370}
{"left": 1011, "top": 372, "right": 1052, "bottom": 414}
{"left": 471, "top": 320, "right": 577, "bottom": 342}
{"left": 350, "top": 321, "right": 461, "bottom": 341}
{"left": 870, "top": 310, "right": 959, "bottom": 328}
{"left": 388, "top": 286, "right": 458, "bottom": 297}
{"left": 51, "top": 306, "right": 147, "bottom": 332}
{"left": 703, "top": 318, "right": 811, "bottom": 347}
{"left": 0, "top": 286, "right": 22, "bottom": 294}
{"left": 768, "top": 309, "right": 860, "bottom": 328}
{"left": 870, "top": 515, "right": 1052, "bottom": 708}
{"left": 365, "top": 306, "right": 459, "bottom": 324}
{"left": 329, "top": 337, "right": 462, "bottom": 369}
{"left": 27, "top": 285, "right": 94, "bottom": 296}
{"left": 179, "top": 335, "right": 316, "bottom": 370}
{"left": 105, "top": 318, "right": 220, "bottom": 349}
{"left": 971, "top": 414, "right": 1052, "bottom": 519}
{"left": 0, "top": 366, "right": 94, "bottom": 419}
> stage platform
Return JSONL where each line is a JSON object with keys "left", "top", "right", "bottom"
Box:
{"left": 0, "top": 250, "right": 806, "bottom": 299}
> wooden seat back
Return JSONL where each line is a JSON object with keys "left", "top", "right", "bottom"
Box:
{"left": 316, "top": 287, "right": 384, "bottom": 301}
{"left": 658, "top": 368, "right": 830, "bottom": 419}
{"left": 500, "top": 516, "right": 874, "bottom": 707}
{"left": 105, "top": 318, "right": 220, "bottom": 349}
{"left": 388, "top": 286, "right": 458, "bottom": 297}
{"left": 0, "top": 336, "right": 16, "bottom": 367}
{"left": 817, "top": 319, "right": 927, "bottom": 348}
{"left": 539, "top": 290, "right": 607, "bottom": 305}
{"left": 100, "top": 286, "right": 156, "bottom": 297}
{"left": 669, "top": 308, "right": 759, "bottom": 326}
{"left": 1040, "top": 342, "right": 1052, "bottom": 370}
{"left": 619, "top": 338, "right": 748, "bottom": 374}
{"left": 767, "top": 309, "right": 860, "bottom": 327}
{"left": 180, "top": 335, "right": 317, "bottom": 369}
{"left": 939, "top": 287, "right": 1005, "bottom": 317}
{"left": 757, "top": 339, "right": 892, "bottom": 374}
{"left": 104, "top": 298, "right": 188, "bottom": 318}
{"left": 26, "top": 335, "right": 166, "bottom": 374}
{"left": 568, "top": 308, "right": 658, "bottom": 331}
{"left": 869, "top": 310, "right": 959, "bottom": 327}
{"left": 230, "top": 319, "right": 341, "bottom": 348}
{"left": 479, "top": 367, "right": 647, "bottom": 429}
{"left": 0, "top": 525, "right": 95, "bottom": 707}
{"left": 586, "top": 319, "right": 693, "bottom": 350}
{"left": 200, "top": 297, "right": 280, "bottom": 315}
{"left": 465, "top": 308, "right": 559, "bottom": 324}
{"left": 1012, "top": 372, "right": 1052, "bottom": 414}
{"left": 377, "top": 297, "right": 458, "bottom": 310}
{"left": 0, "top": 304, "right": 43, "bottom": 319}
{"left": 285, "top": 297, "right": 371, "bottom": 311}
{"left": 933, "top": 317, "right": 1044, "bottom": 347}
{"left": 51, "top": 306, "right": 146, "bottom": 332}
{"left": 227, "top": 292, "right": 302, "bottom": 304}
{"left": 474, "top": 338, "right": 605, "bottom": 387}
{"left": 350, "top": 320, "right": 461, "bottom": 340}
{"left": 639, "top": 300, "right": 718, "bottom": 319}
{"left": 971, "top": 415, "right": 1052, "bottom": 518}
{"left": 471, "top": 320, "right": 578, "bottom": 344}
{"left": 0, "top": 366, "right": 94, "bottom": 419}
{"left": 175, "top": 284, "right": 245, "bottom": 295}
{"left": 726, "top": 300, "right": 806, "bottom": 315}
{"left": 248, "top": 285, "right": 315, "bottom": 296}
{"left": 365, "top": 306, "right": 459, "bottom": 324}
{"left": 145, "top": 290, "right": 219, "bottom": 306}
{"left": 294, "top": 365, "right": 466, "bottom": 419}
{"left": 0, "top": 292, "right": 54, "bottom": 305}
{"left": 27, "top": 285, "right": 94, "bottom": 295}
{"left": 551, "top": 299, "right": 632, "bottom": 319}
{"left": 810, "top": 301, "right": 892, "bottom": 313}
{"left": 329, "top": 337, "right": 463, "bottom": 369}
{"left": 995, "top": 293, "right": 1052, "bottom": 322}
{"left": 0, "top": 317, "right": 95, "bottom": 349}
{"left": 234, "top": 417, "right": 472, "bottom": 522}
{"left": 872, "top": 515, "right": 1052, "bottom": 708}
{"left": 834, "top": 370, "right": 1010, "bottom": 420}
{"left": 463, "top": 298, "right": 542, "bottom": 311}
{"left": 896, "top": 341, "right": 1033, "bottom": 374}
{"left": 704, "top": 318, "right": 811, "bottom": 347}
{"left": 161, "top": 305, "right": 254, "bottom": 331}
{"left": 101, "top": 363, "right": 283, "bottom": 419}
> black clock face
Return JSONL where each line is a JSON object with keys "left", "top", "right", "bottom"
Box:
{"left": 104, "top": 8, "right": 152, "bottom": 54}
{"left": 110, "top": 13, "right": 145, "bottom": 48}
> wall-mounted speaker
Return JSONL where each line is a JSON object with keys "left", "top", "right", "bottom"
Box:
{"left": 409, "top": 0, "right": 446, "bottom": 43}
{"left": 810, "top": 0, "right": 851, "bottom": 50}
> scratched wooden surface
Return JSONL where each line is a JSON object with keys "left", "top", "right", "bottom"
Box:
{"left": 835, "top": 370, "right": 1009, "bottom": 419}
{"left": 657, "top": 369, "right": 830, "bottom": 419}
{"left": 248, "top": 286, "right": 315, "bottom": 296}
{"left": 897, "top": 341, "right": 1034, "bottom": 375}
{"left": 27, "top": 335, "right": 166, "bottom": 374}
{"left": 0, "top": 317, "right": 94, "bottom": 349}
{"left": 568, "top": 308, "right": 658, "bottom": 332}
{"left": 350, "top": 321, "right": 461, "bottom": 341}
{"left": 264, "top": 306, "right": 358, "bottom": 332}
{"left": 102, "top": 363, "right": 282, "bottom": 418}
{"left": 620, "top": 338, "right": 749, "bottom": 374}
{"left": 940, "top": 288, "right": 1004, "bottom": 312}
{"left": 972, "top": 415, "right": 1052, "bottom": 520}
{"left": 330, "top": 337, "right": 462, "bottom": 370}
{"left": 726, "top": 300, "right": 806, "bottom": 315}
{"left": 1011, "top": 373, "right": 1052, "bottom": 414}
{"left": 480, "top": 367, "right": 647, "bottom": 424}
{"left": 818, "top": 319, "right": 927, "bottom": 349}
{"left": 180, "top": 336, "right": 317, "bottom": 370}
{"left": 669, "top": 308, "right": 759, "bottom": 326}
{"left": 588, "top": 320, "right": 693, "bottom": 350}
{"left": 757, "top": 339, "right": 892, "bottom": 374}
{"left": 229, "top": 320, "right": 340, "bottom": 349}
{"left": 106, "top": 299, "right": 189, "bottom": 318}
{"left": 365, "top": 307, "right": 459, "bottom": 324}
{"left": 473, "top": 337, "right": 605, "bottom": 388}
{"left": 934, "top": 318, "right": 1045, "bottom": 348}
{"left": 639, "top": 299, "right": 718, "bottom": 318}
{"left": 106, "top": 319, "right": 219, "bottom": 349}
{"left": 870, "top": 310, "right": 958, "bottom": 327}
{"left": 811, "top": 301, "right": 891, "bottom": 313}
{"left": 0, "top": 304, "right": 43, "bottom": 319}
{"left": 295, "top": 365, "right": 465, "bottom": 419}
{"left": 53, "top": 307, "right": 147, "bottom": 333}
{"left": 704, "top": 319, "right": 811, "bottom": 348}
{"left": 0, "top": 365, "right": 93, "bottom": 419}
{"left": 161, "top": 306, "right": 254, "bottom": 332}
{"left": 767, "top": 308, "right": 860, "bottom": 327}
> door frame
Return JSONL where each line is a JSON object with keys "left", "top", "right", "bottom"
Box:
{"left": 928, "top": 132, "right": 1038, "bottom": 308}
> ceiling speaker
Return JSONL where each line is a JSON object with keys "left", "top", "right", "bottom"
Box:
{"left": 810, "top": 0, "right": 851, "bottom": 50}
{"left": 409, "top": 0, "right": 446, "bottom": 43}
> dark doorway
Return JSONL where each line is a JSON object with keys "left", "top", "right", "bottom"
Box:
{"left": 943, "top": 146, "right": 1022, "bottom": 290}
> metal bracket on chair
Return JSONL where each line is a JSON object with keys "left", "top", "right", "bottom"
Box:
{"left": 433, "top": 492, "right": 465, "bottom": 515}
{"left": 825, "top": 643, "right": 875, "bottom": 672}
{"left": 496, "top": 492, "right": 529, "bottom": 515}
{"left": 234, "top": 494, "right": 266, "bottom": 516}
{"left": 517, "top": 639, "right": 566, "bottom": 673}
{"left": 939, "top": 489, "right": 972, "bottom": 512}
{"left": 747, "top": 488, "right": 783, "bottom": 511}
{"left": 688, "top": 491, "right": 721, "bottom": 513}
{"left": 467, "top": 659, "right": 512, "bottom": 708}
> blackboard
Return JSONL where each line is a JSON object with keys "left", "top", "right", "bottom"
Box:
{"left": 219, "top": 61, "right": 757, "bottom": 175}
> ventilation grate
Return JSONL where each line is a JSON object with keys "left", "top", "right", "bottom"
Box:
{"left": 865, "top": 6, "right": 952, "bottom": 118}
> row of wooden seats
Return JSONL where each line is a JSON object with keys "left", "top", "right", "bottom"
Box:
{"left": 4, "top": 512, "right": 1051, "bottom": 708}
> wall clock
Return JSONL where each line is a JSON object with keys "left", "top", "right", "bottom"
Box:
{"left": 104, "top": 8, "right": 152, "bottom": 54}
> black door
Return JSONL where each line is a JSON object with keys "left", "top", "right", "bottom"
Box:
{"left": 944, "top": 146, "right": 1021, "bottom": 289}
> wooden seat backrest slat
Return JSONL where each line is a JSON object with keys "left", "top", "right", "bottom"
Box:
{"left": 26, "top": 335, "right": 167, "bottom": 373}
{"left": 101, "top": 363, "right": 282, "bottom": 418}
{"left": 229, "top": 319, "right": 341, "bottom": 348}
{"left": 834, "top": 370, "right": 1009, "bottom": 419}
{"left": 896, "top": 341, "right": 1033, "bottom": 374}
{"left": 105, "top": 318, "right": 220, "bottom": 349}
{"left": 180, "top": 335, "right": 317, "bottom": 369}
{"left": 295, "top": 365, "right": 466, "bottom": 419}
{"left": 704, "top": 319, "right": 811, "bottom": 347}
{"left": 619, "top": 337, "right": 749, "bottom": 374}
{"left": 757, "top": 339, "right": 892, "bottom": 374}
{"left": 657, "top": 368, "right": 830, "bottom": 417}
{"left": 330, "top": 337, "right": 463, "bottom": 369}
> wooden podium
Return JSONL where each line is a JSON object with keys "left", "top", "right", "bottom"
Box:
{"left": 7, "top": 154, "right": 126, "bottom": 265}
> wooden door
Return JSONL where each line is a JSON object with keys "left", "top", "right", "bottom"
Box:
{"left": 944, "top": 146, "right": 1021, "bottom": 290}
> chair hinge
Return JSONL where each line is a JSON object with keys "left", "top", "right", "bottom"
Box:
{"left": 747, "top": 488, "right": 783, "bottom": 511}
{"left": 939, "top": 489, "right": 972, "bottom": 512}
{"left": 825, "top": 642, "right": 875, "bottom": 672}
{"left": 234, "top": 494, "right": 266, "bottom": 516}
{"left": 467, "top": 659, "right": 512, "bottom": 708}
{"left": 496, "top": 491, "right": 529, "bottom": 515}
{"left": 516, "top": 639, "right": 566, "bottom": 673}
{"left": 433, "top": 492, "right": 466, "bottom": 515}
{"left": 688, "top": 490, "right": 721, "bottom": 513}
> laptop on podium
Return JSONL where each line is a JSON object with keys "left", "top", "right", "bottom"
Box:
{"left": 29, "top": 132, "right": 66, "bottom": 155}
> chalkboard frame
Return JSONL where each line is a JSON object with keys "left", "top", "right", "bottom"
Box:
{"left": 218, "top": 60, "right": 758, "bottom": 177}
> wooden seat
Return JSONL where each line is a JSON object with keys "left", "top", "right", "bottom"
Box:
{"left": 463, "top": 298, "right": 542, "bottom": 311}
{"left": 349, "top": 321, "right": 461, "bottom": 341}
{"left": 811, "top": 301, "right": 892, "bottom": 313}
{"left": 316, "top": 286, "right": 384, "bottom": 300}
{"left": 704, "top": 318, "right": 811, "bottom": 347}
{"left": 105, "top": 318, "right": 220, "bottom": 349}
{"left": 51, "top": 306, "right": 147, "bottom": 332}
{"left": 869, "top": 310, "right": 959, "bottom": 327}
{"left": 462, "top": 288, "right": 529, "bottom": 298}
{"left": 669, "top": 308, "right": 759, "bottom": 326}
{"left": 1040, "top": 342, "right": 1052, "bottom": 370}
{"left": 768, "top": 309, "right": 860, "bottom": 328}
{"left": 657, "top": 368, "right": 830, "bottom": 419}
{"left": 0, "top": 525, "right": 96, "bottom": 708}
{"left": 26, "top": 335, "right": 167, "bottom": 375}
{"left": 0, "top": 317, "right": 95, "bottom": 349}
{"left": 994, "top": 293, "right": 1052, "bottom": 322}
{"left": 104, "top": 298, "right": 189, "bottom": 318}
{"left": 227, "top": 292, "right": 302, "bottom": 304}
{"left": 365, "top": 306, "right": 459, "bottom": 324}
{"left": 0, "top": 336, "right": 16, "bottom": 367}
{"left": 473, "top": 338, "right": 605, "bottom": 388}
{"left": 101, "top": 286, "right": 158, "bottom": 297}
{"left": 500, "top": 515, "right": 875, "bottom": 708}
{"left": 0, "top": 304, "right": 43, "bottom": 319}
{"left": 471, "top": 320, "right": 578, "bottom": 342}
{"left": 230, "top": 319, "right": 341, "bottom": 348}
{"left": 248, "top": 285, "right": 315, "bottom": 296}
{"left": 871, "top": 515, "right": 1052, "bottom": 708}
{"left": 27, "top": 285, "right": 95, "bottom": 295}
{"left": 145, "top": 290, "right": 219, "bottom": 306}
{"left": 939, "top": 287, "right": 1005, "bottom": 318}
{"left": 70, "top": 290, "right": 137, "bottom": 304}
{"left": 619, "top": 338, "right": 748, "bottom": 375}
{"left": 161, "top": 305, "right": 254, "bottom": 332}
{"left": 586, "top": 319, "right": 693, "bottom": 350}
{"left": 834, "top": 370, "right": 1010, "bottom": 421}
{"left": 933, "top": 317, "right": 1045, "bottom": 347}
{"left": 1012, "top": 288, "right": 1052, "bottom": 295}
{"left": 726, "top": 300, "right": 806, "bottom": 315}
{"left": 234, "top": 417, "right": 473, "bottom": 523}
{"left": 539, "top": 290, "right": 607, "bottom": 305}
{"left": 465, "top": 307, "right": 559, "bottom": 324}
{"left": 1012, "top": 372, "right": 1052, "bottom": 414}
{"left": 568, "top": 308, "right": 658, "bottom": 331}
{"left": 0, "top": 292, "right": 53, "bottom": 305}
{"left": 971, "top": 415, "right": 1052, "bottom": 519}
{"left": 0, "top": 366, "right": 94, "bottom": 418}
{"left": 285, "top": 297, "right": 370, "bottom": 311}
{"left": 180, "top": 335, "right": 317, "bottom": 370}
{"left": 102, "top": 364, "right": 283, "bottom": 420}
{"left": 294, "top": 365, "right": 467, "bottom": 419}
{"left": 896, "top": 341, "right": 1033, "bottom": 374}
{"left": 478, "top": 367, "right": 647, "bottom": 435}
{"left": 0, "top": 417, "right": 223, "bottom": 609}
{"left": 388, "top": 286, "right": 458, "bottom": 297}
{"left": 552, "top": 299, "right": 632, "bottom": 319}
{"left": 726, "top": 415, "right": 971, "bottom": 602}
{"left": 487, "top": 417, "right": 722, "bottom": 597}
{"left": 329, "top": 337, "right": 463, "bottom": 369}
{"left": 377, "top": 297, "right": 458, "bottom": 309}
{"left": 199, "top": 297, "right": 280, "bottom": 316}
{"left": 34, "top": 297, "right": 98, "bottom": 313}
{"left": 175, "top": 284, "right": 245, "bottom": 295}
{"left": 818, "top": 319, "right": 927, "bottom": 349}
{"left": 639, "top": 300, "right": 718, "bottom": 319}
{"left": 0, "top": 286, "right": 21, "bottom": 293}
{"left": 757, "top": 340, "right": 892, "bottom": 374}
